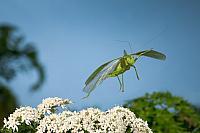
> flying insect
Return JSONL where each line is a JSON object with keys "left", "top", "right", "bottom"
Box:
{"left": 83, "top": 49, "right": 166, "bottom": 98}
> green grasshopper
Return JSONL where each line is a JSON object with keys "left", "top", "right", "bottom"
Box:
{"left": 83, "top": 49, "right": 166, "bottom": 98}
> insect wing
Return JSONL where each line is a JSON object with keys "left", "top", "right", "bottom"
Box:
{"left": 85, "top": 60, "right": 112, "bottom": 86}
{"left": 83, "top": 59, "right": 120, "bottom": 96}
{"left": 132, "top": 50, "right": 166, "bottom": 60}
{"left": 85, "top": 57, "right": 120, "bottom": 85}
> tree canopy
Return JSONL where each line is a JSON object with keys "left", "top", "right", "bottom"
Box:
{"left": 124, "top": 91, "right": 200, "bottom": 133}
{"left": 0, "top": 24, "right": 45, "bottom": 90}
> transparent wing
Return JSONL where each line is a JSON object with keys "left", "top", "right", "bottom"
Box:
{"left": 83, "top": 59, "right": 120, "bottom": 98}
{"left": 85, "top": 57, "right": 120, "bottom": 85}
{"left": 85, "top": 60, "right": 113, "bottom": 85}
{"left": 132, "top": 49, "right": 166, "bottom": 60}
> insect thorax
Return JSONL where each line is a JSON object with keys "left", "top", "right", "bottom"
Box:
{"left": 108, "top": 55, "right": 135, "bottom": 77}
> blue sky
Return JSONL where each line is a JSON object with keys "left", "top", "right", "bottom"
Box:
{"left": 0, "top": 0, "right": 200, "bottom": 110}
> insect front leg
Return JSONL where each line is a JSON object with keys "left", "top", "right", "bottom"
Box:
{"left": 121, "top": 74, "right": 125, "bottom": 92}
{"left": 132, "top": 65, "right": 140, "bottom": 80}
{"left": 117, "top": 76, "right": 123, "bottom": 91}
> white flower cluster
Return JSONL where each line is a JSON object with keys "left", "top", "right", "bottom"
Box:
{"left": 3, "top": 106, "right": 40, "bottom": 132}
{"left": 3, "top": 97, "right": 152, "bottom": 133}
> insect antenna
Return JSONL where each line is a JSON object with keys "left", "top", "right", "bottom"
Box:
{"left": 114, "top": 25, "right": 167, "bottom": 51}
{"left": 142, "top": 25, "right": 168, "bottom": 47}
{"left": 114, "top": 40, "right": 134, "bottom": 53}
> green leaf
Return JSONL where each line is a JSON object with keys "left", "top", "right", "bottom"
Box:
{"left": 132, "top": 50, "right": 166, "bottom": 60}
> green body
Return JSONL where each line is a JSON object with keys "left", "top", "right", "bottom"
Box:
{"left": 108, "top": 55, "right": 135, "bottom": 77}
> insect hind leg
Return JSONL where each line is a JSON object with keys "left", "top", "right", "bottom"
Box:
{"left": 117, "top": 75, "right": 125, "bottom": 92}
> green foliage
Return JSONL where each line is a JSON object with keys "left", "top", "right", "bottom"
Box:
{"left": 1, "top": 122, "right": 38, "bottom": 133}
{"left": 124, "top": 91, "right": 200, "bottom": 133}
{"left": 0, "top": 85, "right": 17, "bottom": 128}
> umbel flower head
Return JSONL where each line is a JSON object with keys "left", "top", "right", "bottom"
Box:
{"left": 37, "top": 97, "right": 72, "bottom": 114}
{"left": 3, "top": 97, "right": 152, "bottom": 133}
